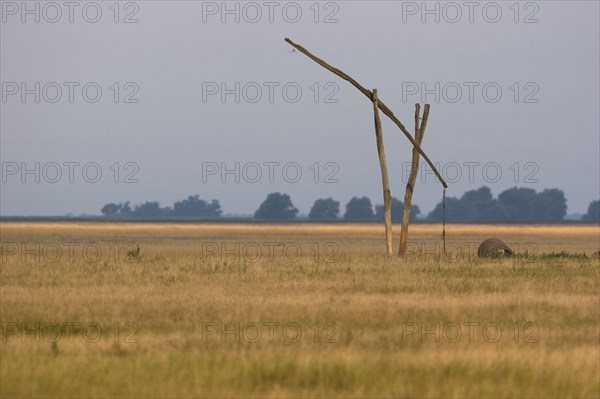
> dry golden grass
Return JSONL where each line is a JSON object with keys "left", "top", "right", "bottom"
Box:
{"left": 1, "top": 222, "right": 599, "bottom": 398}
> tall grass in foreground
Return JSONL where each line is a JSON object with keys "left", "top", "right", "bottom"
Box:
{"left": 1, "top": 223, "right": 598, "bottom": 397}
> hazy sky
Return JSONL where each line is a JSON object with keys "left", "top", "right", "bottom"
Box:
{"left": 1, "top": 0, "right": 599, "bottom": 216}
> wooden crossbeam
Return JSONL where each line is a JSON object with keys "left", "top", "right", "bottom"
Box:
{"left": 285, "top": 37, "right": 448, "bottom": 188}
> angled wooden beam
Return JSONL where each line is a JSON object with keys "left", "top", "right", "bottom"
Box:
{"left": 372, "top": 89, "right": 393, "bottom": 256}
{"left": 285, "top": 37, "right": 447, "bottom": 188}
{"left": 399, "top": 103, "right": 429, "bottom": 257}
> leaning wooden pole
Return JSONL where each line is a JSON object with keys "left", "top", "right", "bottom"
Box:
{"left": 399, "top": 103, "right": 429, "bottom": 256}
{"left": 372, "top": 89, "right": 393, "bottom": 256}
{"left": 285, "top": 37, "right": 447, "bottom": 189}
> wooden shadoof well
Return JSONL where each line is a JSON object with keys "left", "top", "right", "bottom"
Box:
{"left": 285, "top": 38, "right": 448, "bottom": 257}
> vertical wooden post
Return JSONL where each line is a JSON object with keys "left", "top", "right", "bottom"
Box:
{"left": 372, "top": 89, "right": 393, "bottom": 256}
{"left": 399, "top": 103, "right": 430, "bottom": 257}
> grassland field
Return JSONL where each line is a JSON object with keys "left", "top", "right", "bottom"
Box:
{"left": 0, "top": 222, "right": 599, "bottom": 398}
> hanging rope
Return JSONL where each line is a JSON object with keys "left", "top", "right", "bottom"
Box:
{"left": 442, "top": 189, "right": 446, "bottom": 256}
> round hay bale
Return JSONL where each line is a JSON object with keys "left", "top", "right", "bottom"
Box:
{"left": 477, "top": 238, "right": 514, "bottom": 257}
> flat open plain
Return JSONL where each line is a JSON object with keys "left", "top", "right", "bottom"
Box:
{"left": 1, "top": 222, "right": 598, "bottom": 397}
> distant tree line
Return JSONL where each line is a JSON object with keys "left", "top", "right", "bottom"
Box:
{"left": 101, "top": 195, "right": 222, "bottom": 218}
{"left": 306, "top": 196, "right": 420, "bottom": 222}
{"left": 100, "top": 188, "right": 598, "bottom": 222}
{"left": 427, "top": 186, "right": 569, "bottom": 222}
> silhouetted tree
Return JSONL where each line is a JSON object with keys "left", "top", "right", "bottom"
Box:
{"left": 101, "top": 203, "right": 121, "bottom": 216}
{"left": 475, "top": 200, "right": 508, "bottom": 221}
{"left": 427, "top": 196, "right": 470, "bottom": 222}
{"left": 205, "top": 200, "right": 221, "bottom": 217}
{"left": 173, "top": 195, "right": 222, "bottom": 218}
{"left": 533, "top": 189, "right": 567, "bottom": 221}
{"left": 460, "top": 186, "right": 501, "bottom": 221}
{"left": 121, "top": 201, "right": 132, "bottom": 215}
{"left": 463, "top": 186, "right": 493, "bottom": 203}
{"left": 100, "top": 201, "right": 131, "bottom": 217}
{"left": 498, "top": 187, "right": 537, "bottom": 221}
{"left": 309, "top": 198, "right": 340, "bottom": 220}
{"left": 132, "top": 201, "right": 169, "bottom": 217}
{"left": 375, "top": 197, "right": 420, "bottom": 222}
{"left": 582, "top": 200, "right": 599, "bottom": 222}
{"left": 254, "top": 193, "right": 299, "bottom": 220}
{"left": 344, "top": 197, "right": 374, "bottom": 220}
